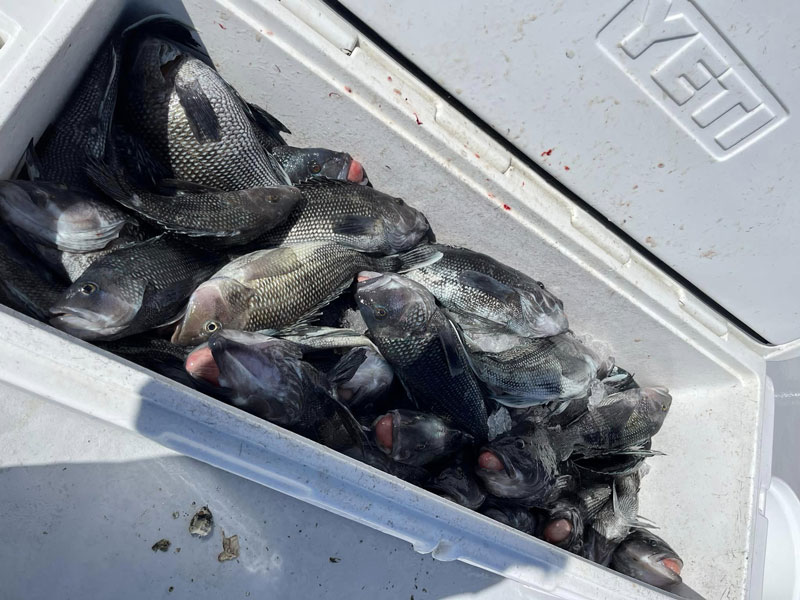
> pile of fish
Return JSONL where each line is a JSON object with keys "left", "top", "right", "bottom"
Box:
{"left": 0, "top": 16, "right": 683, "bottom": 590}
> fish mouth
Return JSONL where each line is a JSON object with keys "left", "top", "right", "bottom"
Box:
{"left": 49, "top": 307, "right": 128, "bottom": 340}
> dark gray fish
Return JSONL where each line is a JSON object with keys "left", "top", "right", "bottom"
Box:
{"left": 469, "top": 333, "right": 600, "bottom": 407}
{"left": 34, "top": 39, "right": 121, "bottom": 188}
{"left": 270, "top": 146, "right": 369, "bottom": 185}
{"left": 50, "top": 235, "right": 221, "bottom": 340}
{"left": 582, "top": 471, "right": 643, "bottom": 566}
{"left": 0, "top": 223, "right": 66, "bottom": 320}
{"left": 553, "top": 387, "right": 672, "bottom": 460}
{"left": 540, "top": 497, "right": 584, "bottom": 552}
{"left": 610, "top": 528, "right": 683, "bottom": 589}
{"left": 254, "top": 179, "right": 432, "bottom": 255}
{"left": 173, "top": 242, "right": 440, "bottom": 346}
{"left": 342, "top": 446, "right": 429, "bottom": 486}
{"left": 480, "top": 502, "right": 538, "bottom": 535}
{"left": 207, "top": 330, "right": 365, "bottom": 450}
{"left": 87, "top": 159, "right": 301, "bottom": 244}
{"left": 474, "top": 427, "right": 562, "bottom": 505}
{"left": 426, "top": 460, "right": 486, "bottom": 510}
{"left": 0, "top": 180, "right": 133, "bottom": 252}
{"left": 403, "top": 244, "right": 568, "bottom": 338}
{"left": 372, "top": 409, "right": 473, "bottom": 467}
{"left": 122, "top": 36, "right": 289, "bottom": 190}
{"left": 356, "top": 272, "right": 489, "bottom": 441}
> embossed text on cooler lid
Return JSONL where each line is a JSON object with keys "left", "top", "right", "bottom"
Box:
{"left": 597, "top": 0, "right": 788, "bottom": 159}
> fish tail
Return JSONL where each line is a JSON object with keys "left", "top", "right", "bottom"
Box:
{"left": 85, "top": 157, "right": 139, "bottom": 209}
{"left": 328, "top": 347, "right": 368, "bottom": 387}
{"left": 370, "top": 244, "right": 443, "bottom": 273}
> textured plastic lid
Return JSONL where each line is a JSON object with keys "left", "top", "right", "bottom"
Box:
{"left": 339, "top": 0, "right": 800, "bottom": 344}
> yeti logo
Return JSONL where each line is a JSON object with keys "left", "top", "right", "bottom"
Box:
{"left": 597, "top": 0, "right": 787, "bottom": 159}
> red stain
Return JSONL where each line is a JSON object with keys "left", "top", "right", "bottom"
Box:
{"left": 541, "top": 149, "right": 553, "bottom": 157}
{"left": 487, "top": 193, "right": 496, "bottom": 199}
{"left": 393, "top": 88, "right": 402, "bottom": 95}
{"left": 328, "top": 92, "right": 341, "bottom": 99}
{"left": 413, "top": 112, "right": 423, "bottom": 125}
{"left": 657, "top": 162, "right": 664, "bottom": 168}
{"left": 632, "top": 184, "right": 639, "bottom": 190}
{"left": 387, "top": 76, "right": 393, "bottom": 82}
{"left": 474, "top": 153, "right": 481, "bottom": 159}
{"left": 502, "top": 204, "right": 511, "bottom": 211}
{"left": 564, "top": 165, "right": 570, "bottom": 171}
{"left": 266, "top": 30, "right": 274, "bottom": 36}
{"left": 218, "top": 23, "right": 227, "bottom": 30}
{"left": 521, "top": 181, "right": 525, "bottom": 187}
{"left": 344, "top": 86, "right": 352, "bottom": 93}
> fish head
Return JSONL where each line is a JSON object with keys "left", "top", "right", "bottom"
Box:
{"left": 172, "top": 278, "right": 253, "bottom": 346}
{"left": 611, "top": 529, "right": 683, "bottom": 587}
{"left": 641, "top": 386, "right": 672, "bottom": 415}
{"left": 427, "top": 464, "right": 486, "bottom": 509}
{"left": 542, "top": 498, "right": 584, "bottom": 551}
{"left": 475, "top": 434, "right": 557, "bottom": 501}
{"left": 481, "top": 503, "right": 537, "bottom": 534}
{"left": 184, "top": 343, "right": 219, "bottom": 385}
{"left": 207, "top": 331, "right": 305, "bottom": 425}
{"left": 0, "top": 182, "right": 131, "bottom": 252}
{"left": 514, "top": 284, "right": 569, "bottom": 337}
{"left": 373, "top": 409, "right": 469, "bottom": 466}
{"left": 282, "top": 148, "right": 368, "bottom": 185}
{"left": 130, "top": 35, "right": 187, "bottom": 90}
{"left": 50, "top": 268, "right": 146, "bottom": 340}
{"left": 377, "top": 194, "right": 435, "bottom": 253}
{"left": 356, "top": 272, "right": 438, "bottom": 338}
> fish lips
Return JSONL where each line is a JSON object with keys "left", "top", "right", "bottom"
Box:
{"left": 49, "top": 306, "right": 131, "bottom": 341}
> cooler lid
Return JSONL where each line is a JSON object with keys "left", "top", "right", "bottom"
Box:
{"left": 339, "top": 0, "right": 800, "bottom": 344}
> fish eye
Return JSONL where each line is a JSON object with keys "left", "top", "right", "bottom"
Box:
{"left": 204, "top": 320, "right": 221, "bottom": 333}
{"left": 80, "top": 282, "right": 98, "bottom": 295}
{"left": 394, "top": 197, "right": 404, "bottom": 205}
{"left": 661, "top": 404, "right": 667, "bottom": 411}
{"left": 374, "top": 305, "right": 388, "bottom": 319}
{"left": 309, "top": 161, "right": 322, "bottom": 174}
{"left": 537, "top": 281, "right": 546, "bottom": 289}
{"left": 515, "top": 439, "right": 526, "bottom": 450}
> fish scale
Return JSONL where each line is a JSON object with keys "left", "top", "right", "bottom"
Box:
{"left": 404, "top": 244, "right": 567, "bottom": 338}
{"left": 373, "top": 311, "right": 489, "bottom": 441}
{"left": 470, "top": 334, "right": 597, "bottom": 406}
{"left": 36, "top": 39, "right": 121, "bottom": 188}
{"left": 253, "top": 181, "right": 429, "bottom": 254}
{"left": 124, "top": 41, "right": 286, "bottom": 190}
{"left": 174, "top": 241, "right": 412, "bottom": 345}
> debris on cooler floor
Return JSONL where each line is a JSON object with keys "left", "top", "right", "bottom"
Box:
{"left": 0, "top": 13, "right": 682, "bottom": 589}
{"left": 218, "top": 531, "right": 240, "bottom": 562}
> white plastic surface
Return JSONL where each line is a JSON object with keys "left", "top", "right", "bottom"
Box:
{"left": 0, "top": 384, "right": 542, "bottom": 600}
{"left": 0, "top": 0, "right": 774, "bottom": 599}
{"left": 763, "top": 478, "right": 800, "bottom": 600}
{"left": 339, "top": 0, "right": 800, "bottom": 345}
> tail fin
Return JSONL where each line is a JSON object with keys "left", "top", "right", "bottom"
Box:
{"left": 85, "top": 157, "right": 138, "bottom": 208}
{"left": 22, "top": 139, "right": 42, "bottom": 181}
{"left": 328, "top": 347, "right": 368, "bottom": 387}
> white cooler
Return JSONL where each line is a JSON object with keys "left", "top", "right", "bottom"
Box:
{"left": 0, "top": 0, "right": 788, "bottom": 598}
